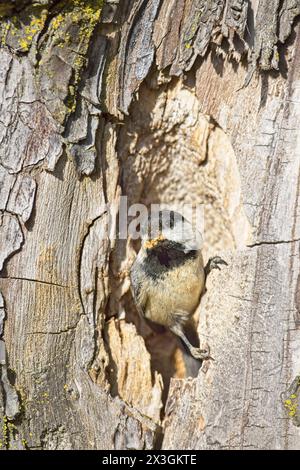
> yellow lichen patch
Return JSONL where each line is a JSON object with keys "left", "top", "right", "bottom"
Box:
{"left": 1, "top": 416, "right": 9, "bottom": 448}
{"left": 19, "top": 38, "right": 30, "bottom": 50}
{"left": 53, "top": 0, "right": 103, "bottom": 35}
{"left": 21, "top": 438, "right": 28, "bottom": 448}
{"left": 52, "top": 13, "right": 64, "bottom": 30}
{"left": 23, "top": 10, "right": 47, "bottom": 50}
{"left": 0, "top": 5, "right": 48, "bottom": 52}
{"left": 144, "top": 234, "right": 165, "bottom": 250}
{"left": 1, "top": 22, "right": 10, "bottom": 46}
{"left": 19, "top": 8, "right": 48, "bottom": 51}
{"left": 284, "top": 396, "right": 298, "bottom": 418}
{"left": 43, "top": 0, "right": 103, "bottom": 119}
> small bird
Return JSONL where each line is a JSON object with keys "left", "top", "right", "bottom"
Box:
{"left": 130, "top": 210, "right": 227, "bottom": 360}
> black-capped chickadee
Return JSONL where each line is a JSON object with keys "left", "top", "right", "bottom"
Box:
{"left": 130, "top": 210, "right": 227, "bottom": 360}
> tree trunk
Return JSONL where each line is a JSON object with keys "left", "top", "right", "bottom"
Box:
{"left": 0, "top": 0, "right": 300, "bottom": 450}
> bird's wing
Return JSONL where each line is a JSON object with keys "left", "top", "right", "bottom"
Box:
{"left": 131, "top": 272, "right": 166, "bottom": 333}
{"left": 130, "top": 264, "right": 148, "bottom": 318}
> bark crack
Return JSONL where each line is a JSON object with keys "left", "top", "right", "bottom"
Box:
{"left": 1, "top": 276, "right": 71, "bottom": 289}
{"left": 26, "top": 319, "right": 83, "bottom": 336}
{"left": 247, "top": 238, "right": 300, "bottom": 247}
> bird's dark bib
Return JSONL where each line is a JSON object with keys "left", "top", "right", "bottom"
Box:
{"left": 142, "top": 240, "right": 198, "bottom": 281}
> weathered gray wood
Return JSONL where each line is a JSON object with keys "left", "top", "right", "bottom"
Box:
{"left": 0, "top": 0, "right": 300, "bottom": 450}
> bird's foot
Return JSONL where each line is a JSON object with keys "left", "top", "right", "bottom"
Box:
{"left": 205, "top": 256, "right": 228, "bottom": 276}
{"left": 190, "top": 345, "right": 212, "bottom": 361}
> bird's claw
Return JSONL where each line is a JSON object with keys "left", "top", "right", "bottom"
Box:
{"left": 205, "top": 256, "right": 228, "bottom": 276}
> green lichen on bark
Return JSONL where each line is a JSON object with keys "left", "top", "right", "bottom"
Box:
{"left": 0, "top": 0, "right": 104, "bottom": 124}
{"left": 0, "top": 416, "right": 9, "bottom": 449}
{"left": 282, "top": 375, "right": 300, "bottom": 427}
{"left": 39, "top": 0, "right": 103, "bottom": 124}
{"left": 37, "top": 0, "right": 104, "bottom": 122}
{"left": 1, "top": 4, "right": 48, "bottom": 51}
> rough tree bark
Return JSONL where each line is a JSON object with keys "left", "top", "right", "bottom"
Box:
{"left": 0, "top": 0, "right": 300, "bottom": 450}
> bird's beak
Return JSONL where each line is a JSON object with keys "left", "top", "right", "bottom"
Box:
{"left": 143, "top": 234, "right": 164, "bottom": 250}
